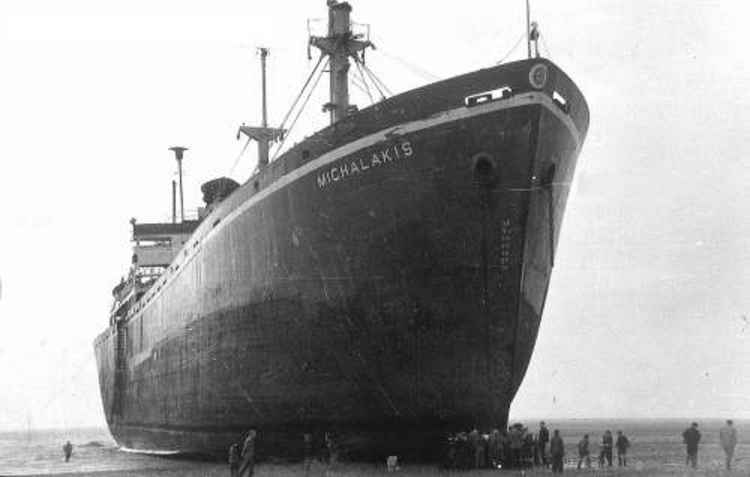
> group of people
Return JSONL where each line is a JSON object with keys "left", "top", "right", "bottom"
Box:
{"left": 683, "top": 420, "right": 739, "bottom": 471}
{"left": 442, "top": 419, "right": 741, "bottom": 473}
{"left": 227, "top": 429, "right": 257, "bottom": 477}
{"left": 573, "top": 430, "right": 631, "bottom": 470}
{"left": 443, "top": 422, "right": 553, "bottom": 470}
{"left": 228, "top": 429, "right": 339, "bottom": 476}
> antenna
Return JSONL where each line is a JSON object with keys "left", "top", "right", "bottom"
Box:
{"left": 168, "top": 146, "right": 188, "bottom": 222}
{"left": 526, "top": 0, "right": 531, "bottom": 58}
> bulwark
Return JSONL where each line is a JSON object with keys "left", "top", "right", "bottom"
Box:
{"left": 316, "top": 140, "right": 414, "bottom": 189}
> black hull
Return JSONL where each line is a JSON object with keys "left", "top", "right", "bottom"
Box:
{"left": 94, "top": 59, "right": 588, "bottom": 460}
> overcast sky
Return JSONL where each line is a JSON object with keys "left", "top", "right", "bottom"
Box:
{"left": 1, "top": 0, "right": 749, "bottom": 431}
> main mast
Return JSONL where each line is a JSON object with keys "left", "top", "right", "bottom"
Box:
{"left": 310, "top": 1, "right": 372, "bottom": 124}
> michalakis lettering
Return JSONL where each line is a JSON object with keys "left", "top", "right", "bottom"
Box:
{"left": 316, "top": 141, "right": 414, "bottom": 189}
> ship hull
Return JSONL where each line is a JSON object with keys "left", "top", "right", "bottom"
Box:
{"left": 95, "top": 59, "right": 588, "bottom": 460}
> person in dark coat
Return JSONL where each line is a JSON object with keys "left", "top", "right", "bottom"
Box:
{"left": 577, "top": 434, "right": 591, "bottom": 469}
{"left": 488, "top": 429, "right": 501, "bottom": 468}
{"left": 682, "top": 422, "right": 701, "bottom": 469}
{"left": 509, "top": 425, "right": 523, "bottom": 468}
{"left": 228, "top": 442, "right": 241, "bottom": 477}
{"left": 468, "top": 428, "right": 483, "bottom": 469}
{"left": 62, "top": 441, "right": 73, "bottom": 462}
{"left": 615, "top": 430, "right": 630, "bottom": 467}
{"left": 598, "top": 430, "right": 613, "bottom": 467}
{"left": 325, "top": 432, "right": 339, "bottom": 467}
{"left": 549, "top": 429, "right": 565, "bottom": 474}
{"left": 537, "top": 421, "right": 550, "bottom": 467}
{"left": 239, "top": 429, "right": 257, "bottom": 477}
{"left": 303, "top": 433, "right": 314, "bottom": 475}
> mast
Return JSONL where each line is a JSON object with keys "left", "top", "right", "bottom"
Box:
{"left": 168, "top": 146, "right": 187, "bottom": 222}
{"left": 258, "top": 47, "right": 270, "bottom": 164}
{"left": 237, "top": 47, "right": 284, "bottom": 170}
{"left": 310, "top": 1, "right": 372, "bottom": 124}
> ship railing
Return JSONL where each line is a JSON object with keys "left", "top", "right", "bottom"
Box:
{"left": 160, "top": 208, "right": 201, "bottom": 223}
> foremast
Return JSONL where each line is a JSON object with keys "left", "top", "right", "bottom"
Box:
{"left": 310, "top": 1, "right": 373, "bottom": 124}
{"left": 238, "top": 47, "right": 285, "bottom": 168}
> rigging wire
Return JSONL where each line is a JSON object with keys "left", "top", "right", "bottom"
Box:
{"left": 354, "top": 59, "right": 375, "bottom": 104}
{"left": 540, "top": 33, "right": 553, "bottom": 60}
{"left": 364, "top": 64, "right": 392, "bottom": 97}
{"left": 228, "top": 137, "right": 253, "bottom": 177}
{"left": 359, "top": 62, "right": 389, "bottom": 99}
{"left": 370, "top": 34, "right": 441, "bottom": 83}
{"left": 271, "top": 57, "right": 329, "bottom": 162}
{"left": 496, "top": 31, "right": 526, "bottom": 64}
{"left": 363, "top": 67, "right": 386, "bottom": 100}
{"left": 277, "top": 55, "right": 326, "bottom": 133}
{"left": 376, "top": 48, "right": 441, "bottom": 83}
{"left": 349, "top": 72, "right": 368, "bottom": 97}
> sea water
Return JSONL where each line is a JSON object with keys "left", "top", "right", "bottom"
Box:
{"left": 0, "top": 419, "right": 748, "bottom": 476}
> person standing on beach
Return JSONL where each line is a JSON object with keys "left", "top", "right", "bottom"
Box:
{"left": 615, "top": 430, "right": 630, "bottom": 466}
{"left": 599, "top": 430, "right": 613, "bottom": 467}
{"left": 62, "top": 441, "right": 73, "bottom": 462}
{"left": 719, "top": 420, "right": 737, "bottom": 471}
{"left": 228, "top": 442, "right": 241, "bottom": 477}
{"left": 682, "top": 422, "right": 701, "bottom": 469}
{"left": 577, "top": 434, "right": 591, "bottom": 469}
{"left": 549, "top": 429, "right": 565, "bottom": 473}
{"left": 538, "top": 421, "right": 550, "bottom": 467}
{"left": 509, "top": 424, "right": 523, "bottom": 467}
{"left": 239, "top": 429, "right": 257, "bottom": 477}
{"left": 303, "top": 432, "right": 314, "bottom": 475}
{"left": 325, "top": 432, "right": 339, "bottom": 467}
{"left": 469, "top": 428, "right": 483, "bottom": 468}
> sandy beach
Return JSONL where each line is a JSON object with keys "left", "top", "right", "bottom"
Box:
{"left": 3, "top": 421, "right": 748, "bottom": 476}
{"left": 17, "top": 460, "right": 750, "bottom": 477}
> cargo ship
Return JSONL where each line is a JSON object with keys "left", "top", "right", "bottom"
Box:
{"left": 94, "top": 0, "right": 589, "bottom": 460}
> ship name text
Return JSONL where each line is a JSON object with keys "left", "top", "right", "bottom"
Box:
{"left": 316, "top": 141, "right": 414, "bottom": 189}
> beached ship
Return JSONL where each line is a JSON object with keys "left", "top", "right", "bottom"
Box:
{"left": 94, "top": 0, "right": 589, "bottom": 459}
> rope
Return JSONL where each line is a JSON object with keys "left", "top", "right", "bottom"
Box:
{"left": 271, "top": 57, "right": 329, "bottom": 162}
{"left": 497, "top": 31, "right": 526, "bottom": 64}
